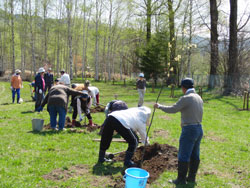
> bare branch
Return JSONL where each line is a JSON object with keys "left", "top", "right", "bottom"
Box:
{"left": 194, "top": 0, "right": 210, "bottom": 30}
{"left": 238, "top": 13, "right": 250, "bottom": 31}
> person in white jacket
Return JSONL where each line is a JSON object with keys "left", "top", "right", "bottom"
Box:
{"left": 98, "top": 106, "right": 151, "bottom": 167}
{"left": 88, "top": 86, "right": 100, "bottom": 106}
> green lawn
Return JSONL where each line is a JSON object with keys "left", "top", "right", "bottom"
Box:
{"left": 0, "top": 79, "right": 249, "bottom": 188}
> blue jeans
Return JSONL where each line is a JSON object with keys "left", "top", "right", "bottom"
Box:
{"left": 178, "top": 124, "right": 203, "bottom": 162}
{"left": 12, "top": 88, "right": 20, "bottom": 103}
{"left": 48, "top": 105, "right": 66, "bottom": 130}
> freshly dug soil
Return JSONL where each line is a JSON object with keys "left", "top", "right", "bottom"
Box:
{"left": 43, "top": 116, "right": 100, "bottom": 132}
{"left": 112, "top": 143, "right": 178, "bottom": 184}
{"left": 90, "top": 105, "right": 105, "bottom": 113}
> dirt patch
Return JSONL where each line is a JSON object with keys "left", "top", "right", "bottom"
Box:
{"left": 159, "top": 115, "right": 172, "bottom": 120}
{"left": 90, "top": 106, "right": 105, "bottom": 113}
{"left": 112, "top": 142, "right": 178, "bottom": 184}
{"left": 43, "top": 116, "right": 100, "bottom": 132}
{"left": 152, "top": 129, "right": 169, "bottom": 139}
{"left": 204, "top": 132, "right": 227, "bottom": 142}
{"left": 43, "top": 164, "right": 89, "bottom": 181}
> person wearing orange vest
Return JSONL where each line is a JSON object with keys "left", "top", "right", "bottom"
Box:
{"left": 10, "top": 69, "right": 23, "bottom": 104}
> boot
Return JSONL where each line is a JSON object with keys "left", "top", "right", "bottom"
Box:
{"left": 124, "top": 151, "right": 137, "bottom": 167}
{"left": 187, "top": 160, "right": 200, "bottom": 183}
{"left": 169, "top": 161, "right": 188, "bottom": 185}
{"left": 89, "top": 119, "right": 94, "bottom": 127}
{"left": 98, "top": 150, "right": 112, "bottom": 163}
{"left": 72, "top": 119, "right": 76, "bottom": 127}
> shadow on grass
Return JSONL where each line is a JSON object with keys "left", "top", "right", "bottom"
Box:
{"left": 21, "top": 110, "right": 34, "bottom": 114}
{"left": 27, "top": 130, "right": 60, "bottom": 135}
{"left": 175, "top": 182, "right": 196, "bottom": 188}
{"left": 92, "top": 162, "right": 124, "bottom": 176}
{"left": 0, "top": 102, "right": 12, "bottom": 105}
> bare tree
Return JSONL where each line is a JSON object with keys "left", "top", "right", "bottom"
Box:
{"left": 208, "top": 0, "right": 219, "bottom": 89}
{"left": 10, "top": 0, "right": 15, "bottom": 73}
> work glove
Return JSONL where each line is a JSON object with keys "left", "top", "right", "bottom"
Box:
{"left": 21, "top": 85, "right": 24, "bottom": 88}
{"left": 79, "top": 116, "right": 83, "bottom": 122}
{"left": 10, "top": 86, "right": 13, "bottom": 91}
{"left": 39, "top": 89, "right": 42, "bottom": 94}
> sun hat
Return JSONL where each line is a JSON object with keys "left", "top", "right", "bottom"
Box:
{"left": 139, "top": 73, "right": 144, "bottom": 77}
{"left": 15, "top": 69, "right": 21, "bottom": 74}
{"left": 38, "top": 67, "right": 45, "bottom": 73}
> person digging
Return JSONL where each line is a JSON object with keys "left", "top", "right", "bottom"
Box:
{"left": 71, "top": 91, "right": 94, "bottom": 127}
{"left": 154, "top": 78, "right": 203, "bottom": 185}
{"left": 98, "top": 106, "right": 151, "bottom": 168}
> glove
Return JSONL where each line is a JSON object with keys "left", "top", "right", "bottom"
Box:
{"left": 37, "top": 106, "right": 43, "bottom": 112}
{"left": 39, "top": 89, "right": 42, "bottom": 94}
{"left": 79, "top": 117, "right": 83, "bottom": 122}
{"left": 10, "top": 86, "right": 13, "bottom": 91}
{"left": 21, "top": 85, "right": 24, "bottom": 88}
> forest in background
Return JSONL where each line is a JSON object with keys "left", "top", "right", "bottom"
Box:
{"left": 0, "top": 0, "right": 249, "bottom": 94}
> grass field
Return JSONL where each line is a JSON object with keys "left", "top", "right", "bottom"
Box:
{"left": 0, "top": 79, "right": 249, "bottom": 188}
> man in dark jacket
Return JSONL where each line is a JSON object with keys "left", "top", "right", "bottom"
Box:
{"left": 44, "top": 68, "right": 54, "bottom": 93}
{"left": 35, "top": 67, "right": 45, "bottom": 111}
{"left": 40, "top": 84, "right": 83, "bottom": 131}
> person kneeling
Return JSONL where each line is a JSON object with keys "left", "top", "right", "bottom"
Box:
{"left": 98, "top": 106, "right": 151, "bottom": 168}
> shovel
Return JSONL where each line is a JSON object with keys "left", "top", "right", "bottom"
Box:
{"left": 105, "top": 151, "right": 125, "bottom": 159}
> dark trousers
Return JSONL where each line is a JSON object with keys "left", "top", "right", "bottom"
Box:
{"left": 72, "top": 105, "right": 92, "bottom": 120}
{"left": 100, "top": 116, "right": 138, "bottom": 153}
{"left": 35, "top": 92, "right": 44, "bottom": 111}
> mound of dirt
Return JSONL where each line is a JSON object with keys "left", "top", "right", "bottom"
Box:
{"left": 43, "top": 116, "right": 100, "bottom": 132}
{"left": 113, "top": 143, "right": 178, "bottom": 184}
{"left": 90, "top": 105, "right": 105, "bottom": 113}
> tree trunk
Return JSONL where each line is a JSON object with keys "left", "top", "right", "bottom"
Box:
{"left": 81, "top": 0, "right": 86, "bottom": 81}
{"left": 146, "top": 0, "right": 152, "bottom": 44}
{"left": 187, "top": 0, "right": 193, "bottom": 77}
{"left": 225, "top": 0, "right": 238, "bottom": 94}
{"left": 209, "top": 0, "right": 219, "bottom": 89}
{"left": 66, "top": 0, "right": 73, "bottom": 79}
{"left": 29, "top": 0, "right": 36, "bottom": 77}
{"left": 94, "top": 0, "right": 100, "bottom": 80}
{"left": 10, "top": 0, "right": 15, "bottom": 73}
{"left": 43, "top": 0, "right": 48, "bottom": 62}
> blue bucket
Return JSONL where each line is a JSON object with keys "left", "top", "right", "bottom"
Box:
{"left": 124, "top": 168, "right": 150, "bottom": 188}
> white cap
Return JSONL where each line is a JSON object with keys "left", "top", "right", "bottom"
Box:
{"left": 139, "top": 73, "right": 144, "bottom": 77}
{"left": 38, "top": 67, "right": 45, "bottom": 73}
{"left": 15, "top": 69, "right": 21, "bottom": 74}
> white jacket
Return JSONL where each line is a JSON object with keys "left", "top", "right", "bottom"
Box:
{"left": 88, "top": 86, "right": 99, "bottom": 105}
{"left": 109, "top": 106, "right": 151, "bottom": 144}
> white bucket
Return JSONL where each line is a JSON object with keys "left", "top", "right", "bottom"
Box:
{"left": 32, "top": 119, "right": 44, "bottom": 131}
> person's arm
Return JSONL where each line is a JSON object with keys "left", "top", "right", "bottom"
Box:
{"left": 88, "top": 97, "right": 92, "bottom": 109}
{"left": 136, "top": 125, "right": 147, "bottom": 145}
{"left": 77, "top": 98, "right": 83, "bottom": 120}
{"left": 157, "top": 97, "right": 187, "bottom": 113}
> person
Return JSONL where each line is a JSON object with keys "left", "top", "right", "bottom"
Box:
{"left": 98, "top": 100, "right": 128, "bottom": 135}
{"left": 59, "top": 69, "right": 71, "bottom": 87}
{"left": 39, "top": 84, "right": 84, "bottom": 131}
{"left": 104, "top": 100, "right": 128, "bottom": 118}
{"left": 44, "top": 68, "right": 54, "bottom": 93}
{"left": 35, "top": 67, "right": 45, "bottom": 111}
{"left": 71, "top": 91, "right": 94, "bottom": 127}
{"left": 98, "top": 106, "right": 151, "bottom": 168}
{"left": 10, "top": 69, "right": 23, "bottom": 104}
{"left": 136, "top": 73, "right": 146, "bottom": 107}
{"left": 75, "top": 80, "right": 95, "bottom": 99}
{"left": 154, "top": 78, "right": 203, "bottom": 185}
{"left": 88, "top": 86, "right": 100, "bottom": 106}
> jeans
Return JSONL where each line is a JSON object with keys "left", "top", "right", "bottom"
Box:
{"left": 48, "top": 105, "right": 66, "bottom": 130}
{"left": 178, "top": 124, "right": 203, "bottom": 162}
{"left": 12, "top": 88, "right": 20, "bottom": 103}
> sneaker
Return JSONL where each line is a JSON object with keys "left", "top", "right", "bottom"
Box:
{"left": 58, "top": 128, "right": 66, "bottom": 131}
{"left": 51, "top": 128, "right": 58, "bottom": 131}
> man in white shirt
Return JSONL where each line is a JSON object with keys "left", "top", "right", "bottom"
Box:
{"left": 98, "top": 106, "right": 151, "bottom": 168}
{"left": 59, "top": 69, "right": 71, "bottom": 87}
